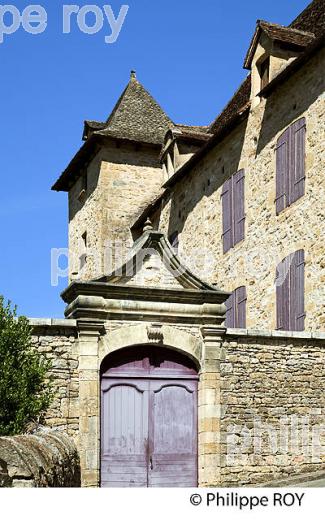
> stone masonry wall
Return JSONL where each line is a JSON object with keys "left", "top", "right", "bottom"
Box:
{"left": 27, "top": 318, "right": 325, "bottom": 487}
{"left": 69, "top": 142, "right": 163, "bottom": 281}
{"left": 220, "top": 329, "right": 325, "bottom": 486}
{"left": 158, "top": 47, "right": 325, "bottom": 331}
{"left": 30, "top": 320, "right": 79, "bottom": 439}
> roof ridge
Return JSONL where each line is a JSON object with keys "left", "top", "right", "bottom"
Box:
{"left": 175, "top": 123, "right": 210, "bottom": 131}
{"left": 258, "top": 19, "right": 315, "bottom": 36}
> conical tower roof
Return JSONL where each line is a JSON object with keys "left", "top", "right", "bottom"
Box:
{"left": 84, "top": 71, "right": 173, "bottom": 145}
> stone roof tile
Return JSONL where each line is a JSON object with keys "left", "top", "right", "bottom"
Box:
{"left": 290, "top": 0, "right": 325, "bottom": 36}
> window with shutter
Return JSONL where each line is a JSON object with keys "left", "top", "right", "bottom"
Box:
{"left": 221, "top": 170, "right": 245, "bottom": 253}
{"left": 221, "top": 178, "right": 233, "bottom": 253}
{"left": 234, "top": 169, "right": 245, "bottom": 245}
{"left": 275, "top": 128, "right": 290, "bottom": 215}
{"left": 275, "top": 255, "right": 291, "bottom": 330}
{"left": 290, "top": 249, "right": 305, "bottom": 331}
{"left": 275, "top": 250, "right": 305, "bottom": 331}
{"left": 225, "top": 286, "right": 247, "bottom": 328}
{"left": 276, "top": 118, "right": 306, "bottom": 214}
{"left": 236, "top": 286, "right": 247, "bottom": 328}
{"left": 225, "top": 291, "right": 235, "bottom": 328}
{"left": 290, "top": 118, "right": 306, "bottom": 205}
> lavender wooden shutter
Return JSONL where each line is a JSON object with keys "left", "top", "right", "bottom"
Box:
{"left": 290, "top": 118, "right": 306, "bottom": 205}
{"left": 275, "top": 128, "right": 290, "bottom": 214}
{"left": 221, "top": 178, "right": 233, "bottom": 253}
{"left": 234, "top": 169, "right": 245, "bottom": 245}
{"left": 276, "top": 256, "right": 291, "bottom": 330}
{"left": 275, "top": 263, "right": 284, "bottom": 330}
{"left": 290, "top": 249, "right": 305, "bottom": 331}
{"left": 225, "top": 291, "right": 234, "bottom": 328}
{"left": 235, "top": 286, "right": 247, "bottom": 328}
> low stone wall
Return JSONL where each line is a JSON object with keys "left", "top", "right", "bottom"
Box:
{"left": 220, "top": 329, "right": 325, "bottom": 486}
{"left": 30, "top": 319, "right": 79, "bottom": 438}
{"left": 26, "top": 317, "right": 325, "bottom": 487}
{"left": 0, "top": 430, "right": 80, "bottom": 487}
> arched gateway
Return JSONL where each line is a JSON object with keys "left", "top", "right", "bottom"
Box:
{"left": 62, "top": 225, "right": 228, "bottom": 487}
{"left": 101, "top": 346, "right": 198, "bottom": 487}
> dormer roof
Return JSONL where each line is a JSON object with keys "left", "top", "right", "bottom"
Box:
{"left": 160, "top": 125, "right": 212, "bottom": 162}
{"left": 244, "top": 20, "right": 315, "bottom": 70}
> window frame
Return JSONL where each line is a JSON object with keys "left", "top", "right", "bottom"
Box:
{"left": 221, "top": 169, "right": 246, "bottom": 253}
{"left": 275, "top": 249, "right": 305, "bottom": 332}
{"left": 225, "top": 286, "right": 247, "bottom": 329}
{"left": 275, "top": 118, "right": 306, "bottom": 215}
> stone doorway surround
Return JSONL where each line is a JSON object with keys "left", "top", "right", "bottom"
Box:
{"left": 61, "top": 223, "right": 229, "bottom": 487}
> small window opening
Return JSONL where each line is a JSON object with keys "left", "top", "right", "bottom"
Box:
{"left": 259, "top": 57, "right": 270, "bottom": 90}
{"left": 78, "top": 170, "right": 88, "bottom": 201}
{"left": 80, "top": 231, "right": 87, "bottom": 270}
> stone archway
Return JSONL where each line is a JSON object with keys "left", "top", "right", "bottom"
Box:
{"left": 99, "top": 323, "right": 202, "bottom": 368}
{"left": 64, "top": 226, "right": 228, "bottom": 487}
{"left": 76, "top": 321, "right": 225, "bottom": 488}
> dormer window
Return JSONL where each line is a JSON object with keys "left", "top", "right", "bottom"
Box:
{"left": 244, "top": 20, "right": 315, "bottom": 106}
{"left": 259, "top": 56, "right": 270, "bottom": 90}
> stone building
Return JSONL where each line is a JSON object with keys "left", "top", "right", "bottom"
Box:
{"left": 25, "top": 0, "right": 325, "bottom": 488}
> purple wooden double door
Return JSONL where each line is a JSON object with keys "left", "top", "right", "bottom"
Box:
{"left": 101, "top": 346, "right": 198, "bottom": 487}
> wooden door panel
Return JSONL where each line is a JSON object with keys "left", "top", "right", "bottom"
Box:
{"left": 149, "top": 380, "right": 197, "bottom": 487}
{"left": 101, "top": 381, "right": 149, "bottom": 487}
{"left": 152, "top": 385, "right": 195, "bottom": 452}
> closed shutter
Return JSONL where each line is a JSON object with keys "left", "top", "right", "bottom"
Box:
{"left": 225, "top": 291, "right": 234, "bottom": 328}
{"left": 275, "top": 128, "right": 290, "bottom": 214}
{"left": 235, "top": 286, "right": 247, "bottom": 328}
{"left": 275, "top": 262, "right": 284, "bottom": 330}
{"left": 290, "top": 118, "right": 306, "bottom": 205}
{"left": 221, "top": 178, "right": 233, "bottom": 253}
{"left": 275, "top": 255, "right": 291, "bottom": 330}
{"left": 234, "top": 169, "right": 245, "bottom": 245}
{"left": 290, "top": 249, "right": 305, "bottom": 331}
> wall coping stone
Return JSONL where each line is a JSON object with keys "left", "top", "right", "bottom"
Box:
{"left": 26, "top": 320, "right": 325, "bottom": 340}
{"left": 226, "top": 328, "right": 325, "bottom": 340}
{"left": 28, "top": 318, "right": 77, "bottom": 328}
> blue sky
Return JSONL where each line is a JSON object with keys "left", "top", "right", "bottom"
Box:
{"left": 0, "top": 0, "right": 310, "bottom": 318}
